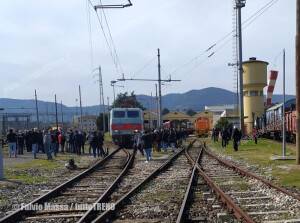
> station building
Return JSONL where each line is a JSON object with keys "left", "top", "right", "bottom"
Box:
{"left": 73, "top": 115, "right": 98, "bottom": 132}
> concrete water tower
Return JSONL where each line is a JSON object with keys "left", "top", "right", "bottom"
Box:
{"left": 243, "top": 57, "right": 268, "bottom": 134}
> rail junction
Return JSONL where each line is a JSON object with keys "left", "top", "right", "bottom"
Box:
{"left": 1, "top": 138, "right": 300, "bottom": 223}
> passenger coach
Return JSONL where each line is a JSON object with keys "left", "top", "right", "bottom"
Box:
{"left": 110, "top": 108, "right": 144, "bottom": 148}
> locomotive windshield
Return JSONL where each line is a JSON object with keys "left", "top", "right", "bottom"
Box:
{"left": 127, "top": 110, "right": 139, "bottom": 118}
{"left": 113, "top": 111, "right": 126, "bottom": 118}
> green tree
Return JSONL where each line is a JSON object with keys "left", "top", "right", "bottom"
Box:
{"left": 112, "top": 92, "right": 145, "bottom": 109}
{"left": 162, "top": 108, "right": 170, "bottom": 115}
{"left": 96, "top": 113, "right": 109, "bottom": 132}
{"left": 215, "top": 117, "right": 231, "bottom": 130}
{"left": 186, "top": 109, "right": 197, "bottom": 116}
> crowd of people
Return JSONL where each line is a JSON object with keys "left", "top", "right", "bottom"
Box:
{"left": 212, "top": 126, "right": 242, "bottom": 151}
{"left": 133, "top": 128, "right": 189, "bottom": 163}
{"left": 5, "top": 128, "right": 105, "bottom": 160}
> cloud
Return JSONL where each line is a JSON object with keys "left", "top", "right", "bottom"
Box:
{"left": 0, "top": 0, "right": 296, "bottom": 106}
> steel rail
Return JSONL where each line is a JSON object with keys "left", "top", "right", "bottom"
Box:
{"left": 204, "top": 148, "right": 300, "bottom": 201}
{"left": 0, "top": 148, "right": 126, "bottom": 223}
{"left": 187, "top": 144, "right": 255, "bottom": 223}
{"left": 176, "top": 146, "right": 202, "bottom": 223}
{"left": 91, "top": 142, "right": 195, "bottom": 223}
{"left": 77, "top": 149, "right": 136, "bottom": 223}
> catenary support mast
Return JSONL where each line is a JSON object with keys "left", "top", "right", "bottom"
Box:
{"left": 296, "top": 0, "right": 300, "bottom": 164}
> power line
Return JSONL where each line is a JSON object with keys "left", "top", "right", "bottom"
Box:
{"left": 86, "top": 0, "right": 94, "bottom": 70}
{"left": 88, "top": 0, "right": 121, "bottom": 75}
{"left": 99, "top": 0, "right": 124, "bottom": 74}
{"left": 169, "top": 0, "right": 280, "bottom": 76}
{"left": 131, "top": 56, "right": 156, "bottom": 78}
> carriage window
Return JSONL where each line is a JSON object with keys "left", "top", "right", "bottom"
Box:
{"left": 113, "top": 111, "right": 125, "bottom": 118}
{"left": 127, "top": 111, "right": 139, "bottom": 118}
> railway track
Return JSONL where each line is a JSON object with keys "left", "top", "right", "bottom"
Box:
{"left": 0, "top": 148, "right": 132, "bottom": 223}
{"left": 180, "top": 142, "right": 300, "bottom": 223}
{"left": 90, "top": 141, "right": 200, "bottom": 223}
{"left": 77, "top": 150, "right": 173, "bottom": 222}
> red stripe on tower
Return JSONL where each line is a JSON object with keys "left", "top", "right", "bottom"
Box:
{"left": 266, "top": 70, "right": 278, "bottom": 106}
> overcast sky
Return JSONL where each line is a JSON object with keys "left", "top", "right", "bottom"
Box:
{"left": 0, "top": 0, "right": 296, "bottom": 106}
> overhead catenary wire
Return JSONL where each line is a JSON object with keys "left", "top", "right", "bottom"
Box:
{"left": 99, "top": 0, "right": 124, "bottom": 74}
{"left": 131, "top": 56, "right": 157, "bottom": 79}
{"left": 87, "top": 0, "right": 122, "bottom": 75}
{"left": 86, "top": 0, "right": 94, "bottom": 70}
{"left": 169, "top": 0, "right": 280, "bottom": 76}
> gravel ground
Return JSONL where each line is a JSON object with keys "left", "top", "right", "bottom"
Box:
{"left": 114, "top": 151, "right": 193, "bottom": 222}
{"left": 206, "top": 146, "right": 300, "bottom": 195}
{"left": 201, "top": 152, "right": 300, "bottom": 222}
{"left": 0, "top": 150, "right": 108, "bottom": 219}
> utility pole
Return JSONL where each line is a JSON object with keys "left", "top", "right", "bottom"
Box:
{"left": 0, "top": 138, "right": 3, "bottom": 180}
{"left": 117, "top": 49, "right": 181, "bottom": 128}
{"left": 155, "top": 84, "right": 159, "bottom": 128}
{"left": 54, "top": 94, "right": 59, "bottom": 131}
{"left": 97, "top": 66, "right": 106, "bottom": 132}
{"left": 107, "top": 97, "right": 110, "bottom": 132}
{"left": 46, "top": 103, "right": 49, "bottom": 124}
{"left": 0, "top": 107, "right": 3, "bottom": 179}
{"left": 282, "top": 49, "right": 286, "bottom": 158}
{"left": 296, "top": 0, "right": 300, "bottom": 165}
{"left": 236, "top": 0, "right": 246, "bottom": 134}
{"left": 157, "top": 48, "right": 163, "bottom": 128}
{"left": 61, "top": 100, "right": 64, "bottom": 129}
{"left": 34, "top": 89, "right": 40, "bottom": 129}
{"left": 79, "top": 85, "right": 83, "bottom": 130}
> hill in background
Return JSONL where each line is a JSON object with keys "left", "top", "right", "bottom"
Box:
{"left": 0, "top": 87, "right": 295, "bottom": 122}
{"left": 137, "top": 87, "right": 294, "bottom": 111}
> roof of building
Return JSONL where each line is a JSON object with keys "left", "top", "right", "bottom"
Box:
{"left": 163, "top": 111, "right": 191, "bottom": 121}
{"left": 205, "top": 104, "right": 236, "bottom": 112}
{"left": 243, "top": 57, "right": 269, "bottom": 65}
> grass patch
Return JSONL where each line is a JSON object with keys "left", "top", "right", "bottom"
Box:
{"left": 208, "top": 138, "right": 300, "bottom": 189}
{"left": 4, "top": 170, "right": 47, "bottom": 184}
{"left": 104, "top": 133, "right": 112, "bottom": 143}
{"left": 12, "top": 159, "right": 61, "bottom": 170}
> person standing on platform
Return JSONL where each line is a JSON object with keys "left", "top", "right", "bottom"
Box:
{"left": 17, "top": 132, "right": 24, "bottom": 155}
{"left": 221, "top": 128, "right": 228, "bottom": 148}
{"left": 43, "top": 129, "right": 53, "bottom": 160}
{"left": 168, "top": 128, "right": 177, "bottom": 152}
{"left": 81, "top": 131, "right": 86, "bottom": 154}
{"left": 90, "top": 131, "right": 99, "bottom": 158}
{"left": 7, "top": 129, "right": 17, "bottom": 158}
{"left": 133, "top": 130, "right": 144, "bottom": 155}
{"left": 253, "top": 128, "right": 258, "bottom": 144}
{"left": 31, "top": 128, "right": 39, "bottom": 159}
{"left": 98, "top": 131, "right": 105, "bottom": 157}
{"left": 232, "top": 127, "right": 242, "bottom": 152}
{"left": 142, "top": 131, "right": 153, "bottom": 163}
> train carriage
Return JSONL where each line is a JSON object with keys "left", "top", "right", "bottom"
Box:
{"left": 257, "top": 98, "right": 296, "bottom": 143}
{"left": 110, "top": 108, "right": 144, "bottom": 148}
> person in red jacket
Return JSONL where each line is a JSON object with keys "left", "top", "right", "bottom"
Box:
{"left": 58, "top": 131, "right": 66, "bottom": 153}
